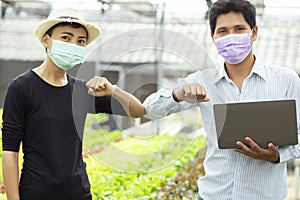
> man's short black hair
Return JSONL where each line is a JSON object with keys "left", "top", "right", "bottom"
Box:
{"left": 209, "top": 0, "right": 256, "bottom": 34}
{"left": 45, "top": 22, "right": 88, "bottom": 38}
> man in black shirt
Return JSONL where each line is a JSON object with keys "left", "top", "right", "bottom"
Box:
{"left": 2, "top": 8, "right": 145, "bottom": 200}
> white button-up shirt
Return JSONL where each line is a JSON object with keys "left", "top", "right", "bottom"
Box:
{"left": 143, "top": 59, "right": 300, "bottom": 200}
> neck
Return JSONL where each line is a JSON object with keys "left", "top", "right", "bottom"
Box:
{"left": 224, "top": 53, "right": 255, "bottom": 91}
{"left": 34, "top": 57, "right": 68, "bottom": 86}
{"left": 225, "top": 53, "right": 255, "bottom": 80}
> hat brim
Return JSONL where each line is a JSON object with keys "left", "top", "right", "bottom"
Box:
{"left": 34, "top": 18, "right": 101, "bottom": 45}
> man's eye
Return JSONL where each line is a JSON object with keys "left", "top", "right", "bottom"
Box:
{"left": 79, "top": 40, "right": 86, "bottom": 44}
{"left": 62, "top": 36, "right": 70, "bottom": 40}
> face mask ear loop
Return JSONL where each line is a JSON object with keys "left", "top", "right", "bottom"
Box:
{"left": 249, "top": 29, "right": 254, "bottom": 48}
{"left": 250, "top": 29, "right": 254, "bottom": 37}
{"left": 46, "top": 35, "right": 52, "bottom": 55}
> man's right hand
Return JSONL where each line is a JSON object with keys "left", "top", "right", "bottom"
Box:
{"left": 172, "top": 83, "right": 210, "bottom": 103}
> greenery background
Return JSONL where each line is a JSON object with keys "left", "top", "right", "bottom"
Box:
{"left": 0, "top": 109, "right": 206, "bottom": 200}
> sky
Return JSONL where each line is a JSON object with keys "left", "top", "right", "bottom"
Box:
{"left": 43, "top": 0, "right": 300, "bottom": 17}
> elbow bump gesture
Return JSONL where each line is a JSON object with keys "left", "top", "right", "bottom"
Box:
{"left": 173, "top": 82, "right": 210, "bottom": 103}
{"left": 86, "top": 76, "right": 115, "bottom": 97}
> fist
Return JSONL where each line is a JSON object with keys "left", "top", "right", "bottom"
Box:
{"left": 85, "top": 76, "right": 115, "bottom": 97}
{"left": 173, "top": 83, "right": 210, "bottom": 103}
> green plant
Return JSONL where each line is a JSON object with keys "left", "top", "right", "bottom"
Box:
{"left": 84, "top": 113, "right": 108, "bottom": 129}
{"left": 0, "top": 193, "right": 6, "bottom": 200}
{"left": 84, "top": 134, "right": 207, "bottom": 199}
{"left": 157, "top": 148, "right": 206, "bottom": 199}
{"left": 83, "top": 129, "right": 123, "bottom": 151}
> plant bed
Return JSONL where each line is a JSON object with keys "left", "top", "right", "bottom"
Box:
{"left": 85, "top": 134, "right": 207, "bottom": 199}
{"left": 157, "top": 148, "right": 206, "bottom": 199}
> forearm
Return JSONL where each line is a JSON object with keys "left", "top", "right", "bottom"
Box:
{"left": 112, "top": 86, "right": 145, "bottom": 118}
{"left": 2, "top": 151, "right": 20, "bottom": 200}
{"left": 143, "top": 88, "right": 190, "bottom": 120}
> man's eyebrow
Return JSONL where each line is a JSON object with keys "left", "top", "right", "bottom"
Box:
{"left": 216, "top": 24, "right": 247, "bottom": 32}
{"left": 234, "top": 24, "right": 247, "bottom": 28}
{"left": 61, "top": 32, "right": 74, "bottom": 36}
{"left": 61, "top": 32, "right": 87, "bottom": 39}
{"left": 216, "top": 27, "right": 227, "bottom": 31}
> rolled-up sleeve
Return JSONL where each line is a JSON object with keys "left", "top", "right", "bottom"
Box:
{"left": 143, "top": 72, "right": 202, "bottom": 120}
{"left": 2, "top": 80, "right": 25, "bottom": 152}
{"left": 143, "top": 88, "right": 181, "bottom": 120}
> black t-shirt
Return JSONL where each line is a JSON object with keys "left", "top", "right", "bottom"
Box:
{"left": 2, "top": 70, "right": 126, "bottom": 200}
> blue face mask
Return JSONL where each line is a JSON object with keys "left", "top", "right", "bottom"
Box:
{"left": 48, "top": 38, "right": 86, "bottom": 70}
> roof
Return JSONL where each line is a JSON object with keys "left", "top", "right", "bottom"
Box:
{"left": 0, "top": 16, "right": 214, "bottom": 71}
{"left": 1, "top": 4, "right": 300, "bottom": 73}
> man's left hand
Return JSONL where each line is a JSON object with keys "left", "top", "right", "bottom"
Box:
{"left": 233, "top": 137, "right": 280, "bottom": 163}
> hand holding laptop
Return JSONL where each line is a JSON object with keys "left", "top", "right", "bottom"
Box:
{"left": 214, "top": 100, "right": 298, "bottom": 162}
{"left": 233, "top": 137, "right": 280, "bottom": 163}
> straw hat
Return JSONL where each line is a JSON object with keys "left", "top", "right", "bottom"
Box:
{"left": 34, "top": 8, "right": 101, "bottom": 45}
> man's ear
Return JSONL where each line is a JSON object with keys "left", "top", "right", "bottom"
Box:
{"left": 211, "top": 32, "right": 215, "bottom": 43}
{"left": 252, "top": 25, "right": 258, "bottom": 41}
{"left": 42, "top": 35, "right": 51, "bottom": 49}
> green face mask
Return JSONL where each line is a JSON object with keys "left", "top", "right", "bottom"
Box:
{"left": 48, "top": 38, "right": 86, "bottom": 70}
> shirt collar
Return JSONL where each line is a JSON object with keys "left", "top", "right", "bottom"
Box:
{"left": 251, "top": 59, "right": 267, "bottom": 81}
{"left": 213, "top": 58, "right": 267, "bottom": 83}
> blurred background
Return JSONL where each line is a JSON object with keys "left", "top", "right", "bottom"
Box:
{"left": 1, "top": 0, "right": 300, "bottom": 110}
{"left": 0, "top": 0, "right": 300, "bottom": 199}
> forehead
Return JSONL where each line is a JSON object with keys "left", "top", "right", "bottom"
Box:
{"left": 51, "top": 25, "right": 88, "bottom": 37}
{"left": 215, "top": 12, "right": 250, "bottom": 29}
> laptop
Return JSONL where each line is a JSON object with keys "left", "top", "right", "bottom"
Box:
{"left": 213, "top": 99, "right": 298, "bottom": 149}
